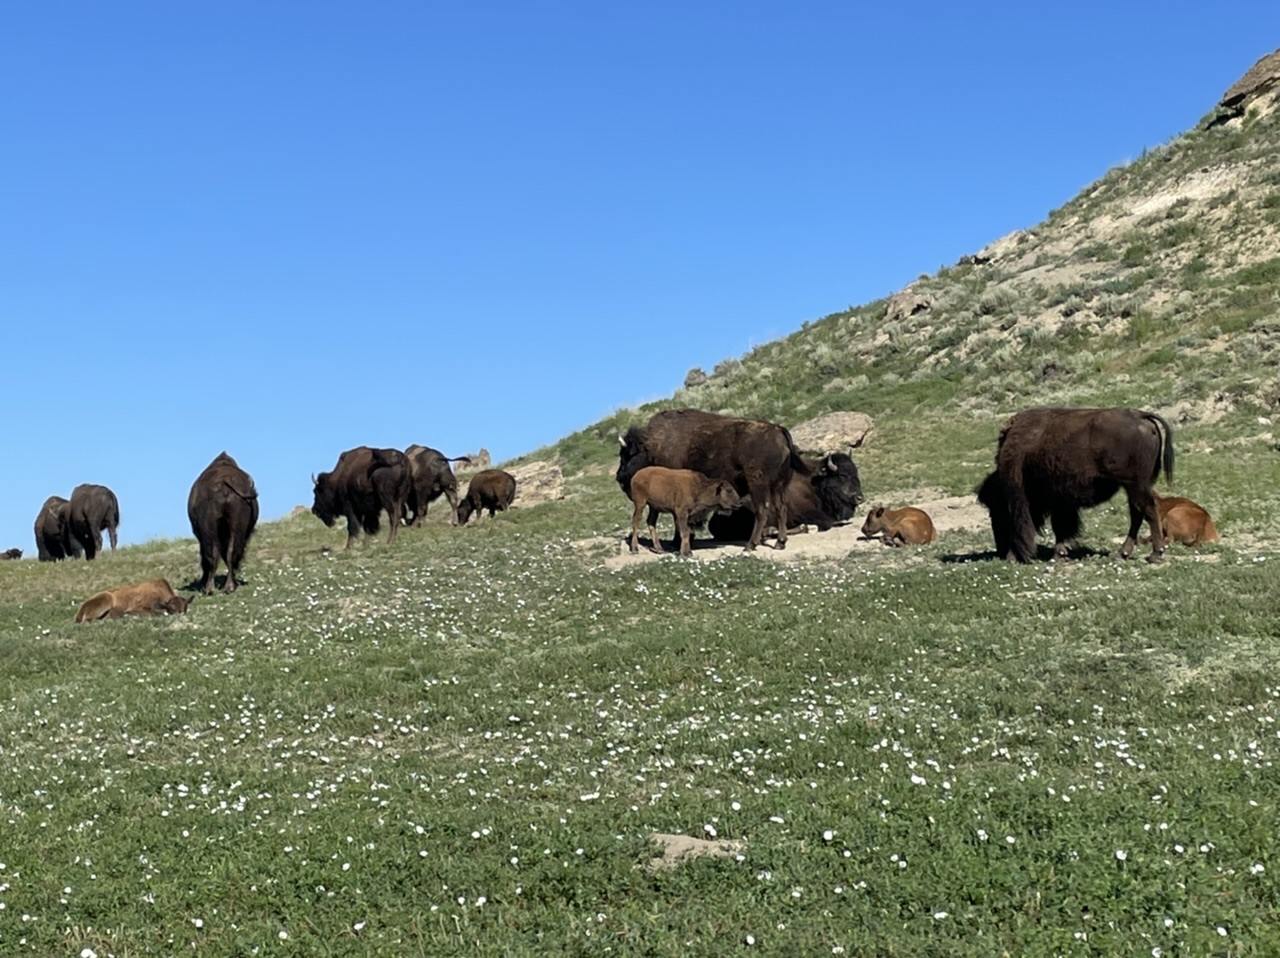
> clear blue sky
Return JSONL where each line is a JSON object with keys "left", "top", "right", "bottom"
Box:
{"left": 3, "top": 2, "right": 1277, "bottom": 550}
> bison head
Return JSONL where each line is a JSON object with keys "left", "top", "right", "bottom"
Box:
{"left": 456, "top": 498, "right": 475, "bottom": 525}
{"left": 813, "top": 452, "right": 864, "bottom": 521}
{"left": 975, "top": 471, "right": 1013, "bottom": 559}
{"left": 311, "top": 472, "right": 340, "bottom": 527}
{"left": 615, "top": 429, "right": 649, "bottom": 495}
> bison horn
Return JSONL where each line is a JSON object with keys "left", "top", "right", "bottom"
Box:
{"left": 823, "top": 453, "right": 836, "bottom": 472}
{"left": 310, "top": 472, "right": 317, "bottom": 485}
{"left": 618, "top": 434, "right": 626, "bottom": 446}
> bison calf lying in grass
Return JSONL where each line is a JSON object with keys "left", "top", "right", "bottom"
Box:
{"left": 457, "top": 469, "right": 518, "bottom": 524}
{"left": 860, "top": 506, "right": 937, "bottom": 546}
{"left": 1140, "top": 495, "right": 1219, "bottom": 547}
{"left": 627, "top": 466, "right": 742, "bottom": 557}
{"left": 75, "top": 578, "right": 190, "bottom": 622}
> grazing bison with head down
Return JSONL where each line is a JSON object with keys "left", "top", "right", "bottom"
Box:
{"left": 404, "top": 445, "right": 471, "bottom": 526}
{"left": 617, "top": 409, "right": 806, "bottom": 550}
{"left": 976, "top": 406, "right": 1174, "bottom": 563}
{"left": 707, "top": 451, "right": 865, "bottom": 542}
{"left": 457, "top": 469, "right": 517, "bottom": 524}
{"left": 68, "top": 483, "right": 120, "bottom": 560}
{"left": 312, "top": 446, "right": 412, "bottom": 549}
{"left": 34, "top": 495, "right": 81, "bottom": 561}
{"left": 188, "top": 451, "right": 259, "bottom": 594}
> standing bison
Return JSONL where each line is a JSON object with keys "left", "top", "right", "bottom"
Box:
{"left": 404, "top": 445, "right": 471, "bottom": 526}
{"left": 188, "top": 452, "right": 259, "bottom": 594}
{"left": 617, "top": 409, "right": 806, "bottom": 550}
{"left": 976, "top": 406, "right": 1174, "bottom": 563}
{"left": 457, "top": 469, "right": 518, "bottom": 524}
{"left": 68, "top": 483, "right": 120, "bottom": 560}
{"left": 311, "top": 446, "right": 411, "bottom": 549}
{"left": 708, "top": 451, "right": 865, "bottom": 541}
{"left": 34, "top": 495, "right": 82, "bottom": 561}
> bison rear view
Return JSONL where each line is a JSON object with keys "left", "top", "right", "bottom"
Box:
{"left": 188, "top": 451, "right": 259, "bottom": 594}
{"left": 976, "top": 406, "right": 1174, "bottom": 563}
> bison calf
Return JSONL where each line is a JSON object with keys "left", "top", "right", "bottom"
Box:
{"left": 457, "top": 469, "right": 517, "bottom": 524}
{"left": 1140, "top": 495, "right": 1219, "bottom": 547}
{"left": 75, "top": 578, "right": 190, "bottom": 622}
{"left": 860, "top": 506, "right": 937, "bottom": 546}
{"left": 627, "top": 466, "right": 742, "bottom": 557}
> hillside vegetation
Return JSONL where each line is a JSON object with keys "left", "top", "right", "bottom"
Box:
{"left": 2, "top": 62, "right": 1280, "bottom": 956}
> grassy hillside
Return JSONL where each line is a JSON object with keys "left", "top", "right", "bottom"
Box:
{"left": 3, "top": 78, "right": 1280, "bottom": 956}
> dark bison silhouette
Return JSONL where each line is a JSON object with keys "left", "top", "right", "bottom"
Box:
{"left": 457, "top": 469, "right": 517, "bottom": 524}
{"left": 34, "top": 495, "right": 81, "bottom": 561}
{"left": 68, "top": 483, "right": 120, "bottom": 560}
{"left": 188, "top": 451, "right": 259, "bottom": 594}
{"left": 976, "top": 406, "right": 1174, "bottom": 563}
{"left": 312, "top": 446, "right": 411, "bottom": 549}
{"left": 708, "top": 451, "right": 865, "bottom": 541}
{"left": 618, "top": 409, "right": 807, "bottom": 550}
{"left": 404, "top": 445, "right": 471, "bottom": 526}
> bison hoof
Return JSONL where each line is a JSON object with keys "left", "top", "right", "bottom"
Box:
{"left": 1146, "top": 552, "right": 1166, "bottom": 564}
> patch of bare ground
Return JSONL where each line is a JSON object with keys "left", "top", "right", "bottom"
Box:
{"left": 645, "top": 833, "right": 745, "bottom": 872}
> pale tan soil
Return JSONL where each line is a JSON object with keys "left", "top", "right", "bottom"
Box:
{"left": 646, "top": 832, "right": 745, "bottom": 872}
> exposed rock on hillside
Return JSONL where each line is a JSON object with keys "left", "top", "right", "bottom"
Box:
{"left": 884, "top": 288, "right": 933, "bottom": 323}
{"left": 789, "top": 411, "right": 875, "bottom": 452}
{"left": 1214, "top": 47, "right": 1280, "bottom": 123}
{"left": 508, "top": 460, "right": 565, "bottom": 507}
{"left": 456, "top": 448, "right": 492, "bottom": 472}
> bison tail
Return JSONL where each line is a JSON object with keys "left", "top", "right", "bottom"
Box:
{"left": 782, "top": 427, "right": 812, "bottom": 477}
{"left": 1145, "top": 412, "right": 1175, "bottom": 484}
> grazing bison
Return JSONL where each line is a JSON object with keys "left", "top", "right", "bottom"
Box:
{"left": 861, "top": 506, "right": 937, "bottom": 546}
{"left": 457, "top": 469, "right": 517, "bottom": 524}
{"left": 68, "top": 483, "right": 120, "bottom": 560}
{"left": 1141, "top": 494, "right": 1219, "bottom": 547}
{"left": 976, "top": 406, "right": 1174, "bottom": 563}
{"left": 1, "top": 548, "right": 21, "bottom": 560}
{"left": 626, "top": 465, "right": 742, "bottom": 556}
{"left": 75, "top": 578, "right": 190, "bottom": 622}
{"left": 617, "top": 409, "right": 806, "bottom": 550}
{"left": 188, "top": 451, "right": 259, "bottom": 594}
{"left": 312, "top": 446, "right": 412, "bottom": 549}
{"left": 34, "top": 495, "right": 80, "bottom": 561}
{"left": 404, "top": 445, "right": 471, "bottom": 526}
{"left": 708, "top": 451, "right": 865, "bottom": 541}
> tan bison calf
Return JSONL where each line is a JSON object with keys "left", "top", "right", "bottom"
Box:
{"left": 1141, "top": 495, "right": 1219, "bottom": 547}
{"left": 75, "top": 578, "right": 190, "bottom": 622}
{"left": 860, "top": 506, "right": 937, "bottom": 546}
{"left": 627, "top": 466, "right": 742, "bottom": 557}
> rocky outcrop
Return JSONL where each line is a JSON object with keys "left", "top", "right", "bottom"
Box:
{"left": 1212, "top": 47, "right": 1280, "bottom": 124}
{"left": 508, "top": 460, "right": 565, "bottom": 507}
{"left": 789, "top": 411, "right": 875, "bottom": 453}
{"left": 884, "top": 288, "right": 933, "bottom": 324}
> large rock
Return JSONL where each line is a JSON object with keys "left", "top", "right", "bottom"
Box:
{"left": 456, "top": 448, "right": 492, "bottom": 473}
{"left": 508, "top": 460, "right": 565, "bottom": 507}
{"left": 884, "top": 287, "right": 933, "bottom": 324}
{"left": 1213, "top": 47, "right": 1280, "bottom": 124}
{"left": 789, "top": 411, "right": 875, "bottom": 453}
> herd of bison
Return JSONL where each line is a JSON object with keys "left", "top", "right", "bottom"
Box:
{"left": 4, "top": 406, "right": 1220, "bottom": 623}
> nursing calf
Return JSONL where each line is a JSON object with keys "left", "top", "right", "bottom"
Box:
{"left": 627, "top": 466, "right": 741, "bottom": 557}
{"left": 1141, "top": 495, "right": 1219, "bottom": 547}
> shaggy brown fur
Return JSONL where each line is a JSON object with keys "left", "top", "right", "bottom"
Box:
{"left": 617, "top": 409, "right": 806, "bottom": 551}
{"left": 68, "top": 483, "right": 120, "bottom": 560}
{"left": 977, "top": 407, "right": 1174, "bottom": 563}
{"left": 311, "top": 447, "right": 411, "bottom": 549}
{"left": 34, "top": 495, "right": 79, "bottom": 561}
{"left": 861, "top": 506, "right": 937, "bottom": 546}
{"left": 404, "top": 445, "right": 470, "bottom": 526}
{"left": 1140, "top": 495, "right": 1219, "bottom": 547}
{"left": 75, "top": 578, "right": 190, "bottom": 622}
{"left": 708, "top": 452, "right": 864, "bottom": 541}
{"left": 188, "top": 451, "right": 259, "bottom": 594}
{"left": 1, "top": 548, "right": 21, "bottom": 560}
{"left": 457, "top": 469, "right": 517, "bottom": 524}
{"left": 626, "top": 466, "right": 742, "bottom": 557}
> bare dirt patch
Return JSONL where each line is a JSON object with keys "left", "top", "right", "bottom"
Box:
{"left": 646, "top": 832, "right": 745, "bottom": 872}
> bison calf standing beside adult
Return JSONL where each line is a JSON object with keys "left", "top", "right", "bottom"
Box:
{"left": 976, "top": 406, "right": 1174, "bottom": 563}
{"left": 311, "top": 446, "right": 411, "bottom": 549}
{"left": 188, "top": 451, "right": 259, "bottom": 594}
{"left": 68, "top": 483, "right": 120, "bottom": 560}
{"left": 617, "top": 408, "right": 805, "bottom": 550}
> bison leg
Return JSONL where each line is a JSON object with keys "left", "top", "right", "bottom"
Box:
{"left": 646, "top": 506, "right": 666, "bottom": 555}
{"left": 629, "top": 500, "right": 646, "bottom": 554}
{"left": 223, "top": 531, "right": 239, "bottom": 593}
{"left": 446, "top": 489, "right": 460, "bottom": 525}
{"left": 677, "top": 511, "right": 693, "bottom": 557}
{"left": 343, "top": 511, "right": 360, "bottom": 551}
{"left": 1122, "top": 488, "right": 1165, "bottom": 563}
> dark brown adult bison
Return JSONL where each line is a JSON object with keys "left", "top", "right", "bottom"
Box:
{"left": 457, "top": 469, "right": 517, "bottom": 524}
{"left": 617, "top": 409, "right": 807, "bottom": 550}
{"left": 34, "top": 495, "right": 81, "bottom": 561}
{"left": 188, "top": 452, "right": 259, "bottom": 594}
{"left": 707, "top": 451, "right": 865, "bottom": 542}
{"left": 404, "top": 445, "right": 471, "bottom": 526}
{"left": 311, "top": 446, "right": 411, "bottom": 549}
{"left": 67, "top": 483, "right": 120, "bottom": 560}
{"left": 976, "top": 406, "right": 1174, "bottom": 563}
{"left": 1, "top": 548, "right": 21, "bottom": 560}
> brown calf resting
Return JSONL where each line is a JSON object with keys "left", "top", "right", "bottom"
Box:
{"left": 75, "top": 578, "right": 190, "bottom": 622}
